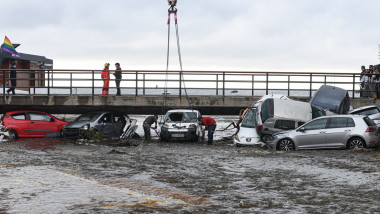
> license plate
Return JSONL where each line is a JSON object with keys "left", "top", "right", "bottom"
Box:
{"left": 172, "top": 134, "right": 185, "bottom": 138}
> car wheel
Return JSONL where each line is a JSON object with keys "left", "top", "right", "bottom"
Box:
{"left": 347, "top": 137, "right": 365, "bottom": 149}
{"left": 8, "top": 129, "right": 18, "bottom": 140}
{"left": 235, "top": 143, "right": 242, "bottom": 147}
{"left": 277, "top": 139, "right": 295, "bottom": 151}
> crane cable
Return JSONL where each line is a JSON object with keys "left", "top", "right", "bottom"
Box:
{"left": 162, "top": 5, "right": 193, "bottom": 122}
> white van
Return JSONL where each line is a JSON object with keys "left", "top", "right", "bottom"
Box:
{"left": 256, "top": 98, "right": 327, "bottom": 135}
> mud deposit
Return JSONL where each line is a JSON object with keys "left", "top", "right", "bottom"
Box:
{"left": 0, "top": 137, "right": 379, "bottom": 213}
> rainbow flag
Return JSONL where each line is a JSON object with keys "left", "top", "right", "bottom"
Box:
{"left": 1, "top": 36, "right": 20, "bottom": 56}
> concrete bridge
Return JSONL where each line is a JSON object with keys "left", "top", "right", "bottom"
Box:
{"left": 0, "top": 94, "right": 377, "bottom": 115}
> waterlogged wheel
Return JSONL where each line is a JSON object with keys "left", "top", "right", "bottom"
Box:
{"left": 8, "top": 129, "right": 18, "bottom": 140}
{"left": 277, "top": 139, "right": 295, "bottom": 151}
{"left": 347, "top": 137, "right": 365, "bottom": 149}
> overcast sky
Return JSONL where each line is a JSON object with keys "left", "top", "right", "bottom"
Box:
{"left": 2, "top": 0, "right": 380, "bottom": 73}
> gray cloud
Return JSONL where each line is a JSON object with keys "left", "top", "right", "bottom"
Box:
{"left": 2, "top": 0, "right": 379, "bottom": 71}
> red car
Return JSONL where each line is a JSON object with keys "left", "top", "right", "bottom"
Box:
{"left": 1, "top": 110, "right": 68, "bottom": 139}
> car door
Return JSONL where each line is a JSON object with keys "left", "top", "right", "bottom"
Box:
{"left": 27, "top": 112, "right": 57, "bottom": 137}
{"left": 293, "top": 118, "right": 328, "bottom": 149}
{"left": 325, "top": 117, "right": 355, "bottom": 148}
{"left": 113, "top": 113, "right": 126, "bottom": 136}
{"left": 96, "top": 113, "right": 114, "bottom": 138}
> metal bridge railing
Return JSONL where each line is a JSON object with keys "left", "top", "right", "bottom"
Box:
{"left": 0, "top": 69, "right": 366, "bottom": 99}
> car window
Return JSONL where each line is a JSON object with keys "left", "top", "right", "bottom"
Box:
{"left": 165, "top": 112, "right": 198, "bottom": 123}
{"left": 75, "top": 113, "right": 103, "bottom": 122}
{"left": 241, "top": 109, "right": 256, "bottom": 128}
{"left": 311, "top": 105, "right": 326, "bottom": 118}
{"left": 28, "top": 112, "right": 54, "bottom": 122}
{"left": 11, "top": 113, "right": 26, "bottom": 120}
{"left": 260, "top": 99, "right": 274, "bottom": 123}
{"left": 302, "top": 118, "right": 328, "bottom": 130}
{"left": 114, "top": 113, "right": 127, "bottom": 123}
{"left": 329, "top": 117, "right": 354, "bottom": 128}
{"left": 363, "top": 117, "right": 376, "bottom": 126}
{"left": 100, "top": 113, "right": 112, "bottom": 123}
{"left": 274, "top": 120, "right": 295, "bottom": 130}
{"left": 352, "top": 107, "right": 380, "bottom": 115}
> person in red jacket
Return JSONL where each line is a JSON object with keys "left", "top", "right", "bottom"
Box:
{"left": 199, "top": 116, "right": 217, "bottom": 145}
{"left": 102, "top": 63, "right": 110, "bottom": 95}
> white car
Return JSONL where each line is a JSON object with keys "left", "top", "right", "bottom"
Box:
{"left": 233, "top": 107, "right": 262, "bottom": 147}
{"left": 348, "top": 105, "right": 380, "bottom": 126}
{"left": 160, "top": 109, "right": 203, "bottom": 142}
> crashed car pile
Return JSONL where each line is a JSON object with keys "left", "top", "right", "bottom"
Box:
{"left": 234, "top": 85, "right": 380, "bottom": 150}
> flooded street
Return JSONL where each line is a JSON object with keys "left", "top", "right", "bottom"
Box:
{"left": 0, "top": 115, "right": 379, "bottom": 213}
{"left": 0, "top": 139, "right": 379, "bottom": 213}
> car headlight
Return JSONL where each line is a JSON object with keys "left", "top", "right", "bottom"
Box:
{"left": 81, "top": 124, "right": 90, "bottom": 130}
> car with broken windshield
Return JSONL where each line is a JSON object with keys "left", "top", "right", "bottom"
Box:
{"left": 62, "top": 111, "right": 138, "bottom": 139}
{"left": 265, "top": 115, "right": 379, "bottom": 151}
{"left": 160, "top": 109, "right": 202, "bottom": 141}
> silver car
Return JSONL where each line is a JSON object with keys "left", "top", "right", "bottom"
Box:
{"left": 266, "top": 115, "right": 379, "bottom": 151}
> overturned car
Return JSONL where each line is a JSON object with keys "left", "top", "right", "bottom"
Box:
{"left": 62, "top": 111, "right": 138, "bottom": 140}
{"left": 160, "top": 109, "right": 203, "bottom": 142}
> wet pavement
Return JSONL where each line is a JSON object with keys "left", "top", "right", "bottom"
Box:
{"left": 0, "top": 135, "right": 379, "bottom": 213}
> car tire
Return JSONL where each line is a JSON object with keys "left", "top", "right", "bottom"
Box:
{"left": 277, "top": 139, "right": 295, "bottom": 151}
{"left": 8, "top": 129, "right": 18, "bottom": 140}
{"left": 347, "top": 137, "right": 365, "bottom": 149}
{"left": 235, "top": 143, "right": 242, "bottom": 147}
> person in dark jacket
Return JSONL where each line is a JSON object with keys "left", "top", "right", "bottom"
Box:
{"left": 199, "top": 116, "right": 217, "bottom": 145}
{"left": 6, "top": 61, "right": 17, "bottom": 95}
{"left": 114, "top": 63, "right": 122, "bottom": 96}
{"left": 143, "top": 114, "right": 158, "bottom": 140}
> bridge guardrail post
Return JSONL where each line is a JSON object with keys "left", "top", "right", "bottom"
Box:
{"left": 47, "top": 70, "right": 50, "bottom": 96}
{"left": 143, "top": 73, "right": 145, "bottom": 95}
{"left": 216, "top": 74, "right": 219, "bottom": 95}
{"left": 266, "top": 73, "right": 269, "bottom": 95}
{"left": 179, "top": 71, "right": 182, "bottom": 97}
{"left": 70, "top": 73, "right": 73, "bottom": 95}
{"left": 252, "top": 75, "right": 254, "bottom": 96}
{"left": 287, "top": 75, "right": 290, "bottom": 96}
{"left": 352, "top": 74, "right": 356, "bottom": 99}
{"left": 92, "top": 71, "right": 95, "bottom": 98}
{"left": 309, "top": 73, "right": 312, "bottom": 98}
{"left": 135, "top": 71, "right": 138, "bottom": 96}
{"left": 222, "top": 72, "right": 225, "bottom": 99}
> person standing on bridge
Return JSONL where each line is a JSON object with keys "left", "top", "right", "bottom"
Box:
{"left": 199, "top": 116, "right": 217, "bottom": 145}
{"left": 114, "top": 63, "right": 122, "bottom": 96}
{"left": 6, "top": 61, "right": 17, "bottom": 95}
{"left": 143, "top": 114, "right": 158, "bottom": 140}
{"left": 101, "top": 63, "right": 110, "bottom": 95}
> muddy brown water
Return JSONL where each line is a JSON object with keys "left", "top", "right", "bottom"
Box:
{"left": 0, "top": 138, "right": 379, "bottom": 213}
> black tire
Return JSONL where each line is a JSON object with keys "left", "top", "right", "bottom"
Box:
{"left": 347, "top": 137, "right": 365, "bottom": 149}
{"left": 277, "top": 139, "right": 295, "bottom": 151}
{"left": 8, "top": 129, "right": 18, "bottom": 140}
{"left": 235, "top": 143, "right": 242, "bottom": 147}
